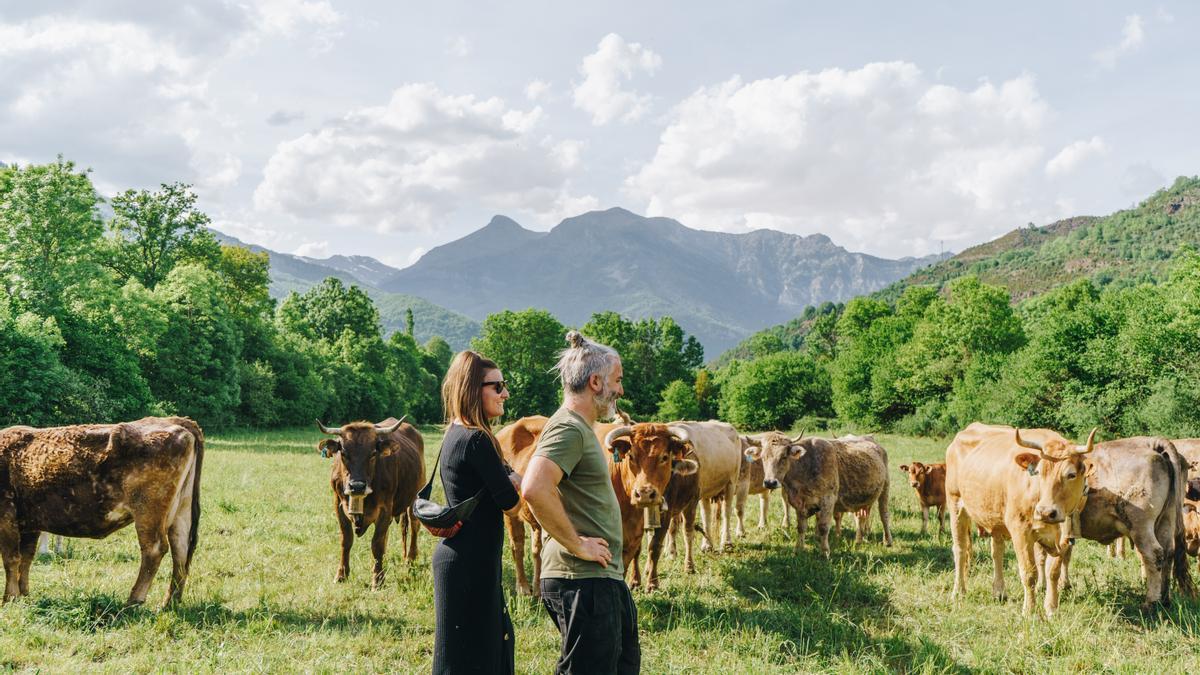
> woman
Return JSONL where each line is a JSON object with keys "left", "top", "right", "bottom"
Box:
{"left": 431, "top": 350, "right": 521, "bottom": 675}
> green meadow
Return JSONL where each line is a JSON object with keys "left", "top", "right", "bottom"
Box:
{"left": 1, "top": 428, "right": 1197, "bottom": 673}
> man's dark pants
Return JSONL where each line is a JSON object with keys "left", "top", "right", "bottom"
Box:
{"left": 540, "top": 577, "right": 640, "bottom": 674}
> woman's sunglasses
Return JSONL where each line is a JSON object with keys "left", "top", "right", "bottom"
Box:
{"left": 481, "top": 380, "right": 508, "bottom": 394}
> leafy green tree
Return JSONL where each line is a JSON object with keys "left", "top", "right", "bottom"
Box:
{"left": 103, "top": 182, "right": 220, "bottom": 290}
{"left": 278, "top": 277, "right": 381, "bottom": 342}
{"left": 472, "top": 309, "right": 565, "bottom": 420}
{"left": 0, "top": 299, "right": 72, "bottom": 426}
{"left": 656, "top": 379, "right": 700, "bottom": 421}
{"left": 148, "top": 264, "right": 241, "bottom": 427}
{"left": 422, "top": 336, "right": 454, "bottom": 380}
{"left": 0, "top": 157, "right": 104, "bottom": 318}
{"left": 718, "top": 352, "right": 832, "bottom": 431}
{"left": 693, "top": 368, "right": 719, "bottom": 419}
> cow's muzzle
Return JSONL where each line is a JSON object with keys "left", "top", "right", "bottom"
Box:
{"left": 763, "top": 479, "right": 780, "bottom": 490}
{"left": 632, "top": 486, "right": 661, "bottom": 507}
{"left": 1035, "top": 506, "right": 1063, "bottom": 524}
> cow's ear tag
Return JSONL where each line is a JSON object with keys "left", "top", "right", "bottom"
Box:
{"left": 321, "top": 448, "right": 330, "bottom": 458}
{"left": 1026, "top": 463, "right": 1038, "bottom": 476}
{"left": 611, "top": 449, "right": 622, "bottom": 464}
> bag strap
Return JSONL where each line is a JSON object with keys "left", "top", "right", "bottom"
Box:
{"left": 419, "top": 425, "right": 489, "bottom": 503}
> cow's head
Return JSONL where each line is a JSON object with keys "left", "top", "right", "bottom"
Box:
{"left": 1183, "top": 501, "right": 1200, "bottom": 557}
{"left": 604, "top": 423, "right": 697, "bottom": 507}
{"left": 316, "top": 418, "right": 405, "bottom": 496}
{"left": 1013, "top": 428, "right": 1096, "bottom": 525}
{"left": 899, "top": 462, "right": 932, "bottom": 489}
{"left": 744, "top": 431, "right": 805, "bottom": 490}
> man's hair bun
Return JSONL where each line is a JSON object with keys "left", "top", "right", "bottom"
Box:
{"left": 565, "top": 330, "right": 587, "bottom": 349}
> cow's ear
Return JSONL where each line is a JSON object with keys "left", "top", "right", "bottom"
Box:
{"left": 899, "top": 464, "right": 909, "bottom": 472}
{"left": 1183, "top": 502, "right": 1197, "bottom": 514}
{"left": 1187, "top": 479, "right": 1200, "bottom": 501}
{"left": 610, "top": 437, "right": 633, "bottom": 458}
{"left": 788, "top": 444, "right": 806, "bottom": 458}
{"left": 672, "top": 458, "right": 699, "bottom": 476}
{"left": 743, "top": 445, "right": 762, "bottom": 461}
{"left": 1014, "top": 453, "right": 1039, "bottom": 472}
{"left": 318, "top": 439, "right": 341, "bottom": 458}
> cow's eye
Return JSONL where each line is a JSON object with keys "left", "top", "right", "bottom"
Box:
{"left": 1066, "top": 470, "right": 1077, "bottom": 479}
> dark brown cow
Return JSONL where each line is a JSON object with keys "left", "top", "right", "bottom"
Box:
{"left": 316, "top": 417, "right": 424, "bottom": 588}
{"left": 0, "top": 416, "right": 203, "bottom": 605}
{"left": 899, "top": 461, "right": 947, "bottom": 537}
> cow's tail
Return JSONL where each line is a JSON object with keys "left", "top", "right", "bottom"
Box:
{"left": 185, "top": 420, "right": 204, "bottom": 574}
{"left": 1156, "top": 439, "right": 1196, "bottom": 599}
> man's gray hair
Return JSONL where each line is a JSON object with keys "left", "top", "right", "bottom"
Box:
{"left": 555, "top": 330, "right": 620, "bottom": 394}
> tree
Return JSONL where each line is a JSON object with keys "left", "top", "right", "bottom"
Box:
{"left": 656, "top": 379, "right": 700, "bottom": 421}
{"left": 581, "top": 312, "right": 704, "bottom": 419}
{"left": 0, "top": 298, "right": 72, "bottom": 426}
{"left": 718, "top": 352, "right": 832, "bottom": 431}
{"left": 278, "top": 277, "right": 381, "bottom": 343}
{"left": 471, "top": 309, "right": 565, "bottom": 420}
{"left": 0, "top": 157, "right": 104, "bottom": 318}
{"left": 421, "top": 336, "right": 454, "bottom": 380}
{"left": 103, "top": 182, "right": 220, "bottom": 290}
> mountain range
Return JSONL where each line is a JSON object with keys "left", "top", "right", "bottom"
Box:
{"left": 215, "top": 207, "right": 944, "bottom": 355}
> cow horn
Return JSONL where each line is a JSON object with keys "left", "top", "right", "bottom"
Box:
{"left": 1074, "top": 428, "right": 1097, "bottom": 455}
{"left": 791, "top": 429, "right": 806, "bottom": 443}
{"left": 316, "top": 419, "right": 342, "bottom": 435}
{"left": 604, "top": 426, "right": 633, "bottom": 448}
{"left": 1014, "top": 429, "right": 1042, "bottom": 452}
{"left": 667, "top": 425, "right": 690, "bottom": 445}
{"left": 375, "top": 415, "right": 408, "bottom": 434}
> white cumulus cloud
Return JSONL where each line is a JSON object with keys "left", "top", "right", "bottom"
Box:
{"left": 624, "top": 62, "right": 1065, "bottom": 256}
{"left": 572, "top": 33, "right": 661, "bottom": 125}
{"left": 1093, "top": 15, "right": 1145, "bottom": 68}
{"left": 1045, "top": 137, "right": 1108, "bottom": 177}
{"left": 254, "top": 83, "right": 595, "bottom": 232}
{"left": 525, "top": 79, "right": 551, "bottom": 101}
{"left": 295, "top": 240, "right": 330, "bottom": 258}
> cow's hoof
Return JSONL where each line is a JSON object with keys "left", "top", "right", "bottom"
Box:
{"left": 684, "top": 562, "right": 696, "bottom": 574}
{"left": 646, "top": 580, "right": 659, "bottom": 592}
{"left": 993, "top": 590, "right": 1008, "bottom": 602}
{"left": 517, "top": 584, "right": 533, "bottom": 597}
{"left": 334, "top": 573, "right": 347, "bottom": 583}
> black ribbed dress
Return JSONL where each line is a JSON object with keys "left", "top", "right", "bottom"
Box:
{"left": 431, "top": 424, "right": 520, "bottom": 675}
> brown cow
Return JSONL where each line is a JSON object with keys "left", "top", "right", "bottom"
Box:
{"left": 1184, "top": 478, "right": 1200, "bottom": 575}
{"left": 946, "top": 423, "right": 1094, "bottom": 616}
{"left": 898, "top": 462, "right": 947, "bottom": 537}
{"left": 647, "top": 451, "right": 703, "bottom": 589}
{"left": 0, "top": 416, "right": 203, "bottom": 605}
{"left": 316, "top": 417, "right": 424, "bottom": 589}
{"left": 746, "top": 432, "right": 893, "bottom": 557}
{"left": 729, "top": 435, "right": 792, "bottom": 535}
{"left": 498, "top": 415, "right": 549, "bottom": 596}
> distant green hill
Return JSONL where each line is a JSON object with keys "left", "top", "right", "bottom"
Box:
{"left": 716, "top": 176, "right": 1200, "bottom": 363}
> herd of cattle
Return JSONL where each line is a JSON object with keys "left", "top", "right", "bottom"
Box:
{"left": 2, "top": 414, "right": 1199, "bottom": 620}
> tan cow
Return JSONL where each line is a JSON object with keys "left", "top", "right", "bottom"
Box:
{"left": 672, "top": 421, "right": 743, "bottom": 555}
{"left": 1042, "top": 437, "right": 1195, "bottom": 609}
{"left": 746, "top": 432, "right": 893, "bottom": 557}
{"left": 946, "top": 423, "right": 1094, "bottom": 616}
{"left": 898, "top": 462, "right": 947, "bottom": 537}
{"left": 498, "top": 415, "right": 548, "bottom": 596}
{"left": 1, "top": 417, "right": 203, "bottom": 605}
{"left": 730, "top": 434, "right": 792, "bottom": 535}
{"left": 1173, "top": 439, "right": 1200, "bottom": 480}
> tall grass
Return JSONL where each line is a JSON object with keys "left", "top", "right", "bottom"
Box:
{"left": 0, "top": 429, "right": 1196, "bottom": 672}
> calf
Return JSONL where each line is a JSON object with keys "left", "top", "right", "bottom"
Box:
{"left": 1, "top": 416, "right": 203, "bottom": 605}
{"left": 316, "top": 417, "right": 424, "bottom": 589}
{"left": 746, "top": 432, "right": 892, "bottom": 557}
{"left": 899, "top": 462, "right": 947, "bottom": 537}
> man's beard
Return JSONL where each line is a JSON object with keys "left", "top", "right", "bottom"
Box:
{"left": 595, "top": 384, "right": 619, "bottom": 420}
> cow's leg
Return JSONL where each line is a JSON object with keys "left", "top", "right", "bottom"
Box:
{"left": 165, "top": 452, "right": 198, "bottom": 605}
{"left": 0, "top": 508, "right": 20, "bottom": 602}
{"left": 793, "top": 511, "right": 808, "bottom": 552}
{"left": 853, "top": 508, "right": 868, "bottom": 545}
{"left": 335, "top": 498, "right": 354, "bottom": 583}
{"left": 666, "top": 513, "right": 679, "bottom": 558}
{"left": 936, "top": 504, "right": 946, "bottom": 539}
{"left": 757, "top": 493, "right": 768, "bottom": 529}
{"left": 405, "top": 507, "right": 419, "bottom": 562}
{"left": 646, "top": 520, "right": 670, "bottom": 590}
{"left": 17, "top": 532, "right": 39, "bottom": 597}
{"left": 1043, "top": 548, "right": 1066, "bottom": 617}
{"left": 1034, "top": 544, "right": 1046, "bottom": 592}
{"left": 782, "top": 494, "right": 791, "bottom": 528}
{"left": 129, "top": 517, "right": 170, "bottom": 605}
{"left": 507, "top": 515, "right": 531, "bottom": 596}
{"left": 1132, "top": 524, "right": 1166, "bottom": 609}
{"left": 698, "top": 500, "right": 714, "bottom": 552}
{"left": 879, "top": 487, "right": 893, "bottom": 547}
{"left": 949, "top": 498, "right": 971, "bottom": 601}
{"left": 734, "top": 488, "right": 747, "bottom": 538}
{"left": 720, "top": 484, "right": 734, "bottom": 551}
{"left": 624, "top": 527, "right": 642, "bottom": 590}
{"left": 990, "top": 532, "right": 1008, "bottom": 601}
{"left": 921, "top": 505, "right": 930, "bottom": 536}
{"left": 531, "top": 524, "right": 544, "bottom": 598}
{"left": 682, "top": 502, "right": 698, "bottom": 573}
{"left": 832, "top": 511, "right": 844, "bottom": 544}
{"left": 816, "top": 498, "right": 834, "bottom": 558}
{"left": 1058, "top": 543, "right": 1073, "bottom": 593}
{"left": 370, "top": 517, "right": 390, "bottom": 590}
{"left": 1010, "top": 530, "right": 1038, "bottom": 616}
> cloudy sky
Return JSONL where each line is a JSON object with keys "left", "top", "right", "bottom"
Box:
{"left": 2, "top": 1, "right": 1196, "bottom": 267}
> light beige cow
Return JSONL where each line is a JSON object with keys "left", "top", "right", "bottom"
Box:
{"left": 726, "top": 434, "right": 792, "bottom": 536}
{"left": 946, "top": 423, "right": 1093, "bottom": 616}
{"left": 672, "top": 421, "right": 743, "bottom": 554}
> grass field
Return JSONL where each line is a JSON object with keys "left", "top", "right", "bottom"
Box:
{"left": 1, "top": 428, "right": 1198, "bottom": 673}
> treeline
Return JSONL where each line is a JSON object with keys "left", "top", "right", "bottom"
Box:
{"left": 0, "top": 158, "right": 449, "bottom": 428}
{"left": 711, "top": 254, "right": 1200, "bottom": 438}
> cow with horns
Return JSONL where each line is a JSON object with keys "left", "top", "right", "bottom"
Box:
{"left": 316, "top": 417, "right": 425, "bottom": 588}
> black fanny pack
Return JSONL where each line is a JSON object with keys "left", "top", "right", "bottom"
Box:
{"left": 413, "top": 442, "right": 484, "bottom": 531}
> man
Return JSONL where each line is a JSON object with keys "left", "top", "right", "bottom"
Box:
{"left": 522, "top": 330, "right": 639, "bottom": 674}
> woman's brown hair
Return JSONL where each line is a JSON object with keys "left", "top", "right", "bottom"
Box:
{"left": 442, "top": 350, "right": 502, "bottom": 456}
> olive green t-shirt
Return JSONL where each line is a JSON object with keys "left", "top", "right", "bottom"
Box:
{"left": 533, "top": 407, "right": 624, "bottom": 580}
